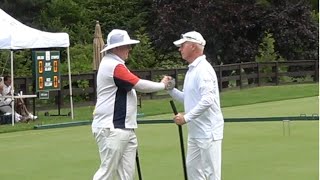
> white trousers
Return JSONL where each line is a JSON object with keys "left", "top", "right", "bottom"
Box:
{"left": 0, "top": 102, "right": 22, "bottom": 122}
{"left": 92, "top": 127, "right": 137, "bottom": 180}
{"left": 186, "top": 138, "right": 222, "bottom": 180}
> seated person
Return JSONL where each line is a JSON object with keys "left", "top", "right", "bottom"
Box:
{"left": 0, "top": 97, "right": 27, "bottom": 122}
{"left": 0, "top": 76, "right": 37, "bottom": 122}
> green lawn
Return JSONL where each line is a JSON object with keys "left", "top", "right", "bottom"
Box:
{"left": 220, "top": 83, "right": 318, "bottom": 107}
{"left": 0, "top": 83, "right": 318, "bottom": 179}
{"left": 139, "top": 83, "right": 319, "bottom": 116}
{"left": 139, "top": 96, "right": 318, "bottom": 120}
{"left": 0, "top": 83, "right": 318, "bottom": 133}
{"left": 0, "top": 120, "right": 317, "bottom": 180}
{"left": 222, "top": 96, "right": 318, "bottom": 118}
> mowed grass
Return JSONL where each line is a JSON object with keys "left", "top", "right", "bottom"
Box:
{"left": 139, "top": 96, "right": 319, "bottom": 120}
{"left": 222, "top": 121, "right": 318, "bottom": 180}
{"left": 0, "top": 83, "right": 317, "bottom": 133}
{"left": 0, "top": 95, "right": 318, "bottom": 180}
{"left": 0, "top": 83, "right": 318, "bottom": 179}
{"left": 222, "top": 96, "right": 319, "bottom": 118}
{"left": 0, "top": 120, "right": 317, "bottom": 180}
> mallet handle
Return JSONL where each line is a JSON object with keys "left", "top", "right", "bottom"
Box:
{"left": 170, "top": 100, "right": 178, "bottom": 115}
{"left": 170, "top": 100, "right": 188, "bottom": 180}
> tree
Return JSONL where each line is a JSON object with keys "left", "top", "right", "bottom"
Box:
{"left": 127, "top": 28, "right": 157, "bottom": 70}
{"left": 151, "top": 0, "right": 318, "bottom": 65}
{"left": 85, "top": 0, "right": 152, "bottom": 38}
{"left": 37, "top": 0, "right": 92, "bottom": 44}
{"left": 151, "top": 0, "right": 267, "bottom": 65}
{"left": 255, "top": 31, "right": 285, "bottom": 82}
{"left": 260, "top": 0, "right": 319, "bottom": 60}
{"left": 0, "top": 0, "right": 49, "bottom": 27}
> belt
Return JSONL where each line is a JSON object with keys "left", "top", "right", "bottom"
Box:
{"left": 115, "top": 128, "right": 134, "bottom": 131}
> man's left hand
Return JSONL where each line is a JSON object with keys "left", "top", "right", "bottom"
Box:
{"left": 174, "top": 113, "right": 186, "bottom": 125}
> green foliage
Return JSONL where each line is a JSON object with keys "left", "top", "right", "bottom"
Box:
{"left": 255, "top": 0, "right": 270, "bottom": 7}
{"left": 0, "top": 51, "right": 11, "bottom": 76}
{"left": 255, "top": 32, "right": 283, "bottom": 63}
{"left": 0, "top": 0, "right": 49, "bottom": 26}
{"left": 155, "top": 51, "right": 187, "bottom": 69}
{"left": 151, "top": 0, "right": 318, "bottom": 64}
{"left": 127, "top": 28, "right": 157, "bottom": 69}
{"left": 60, "top": 44, "right": 93, "bottom": 75}
{"left": 311, "top": 10, "right": 319, "bottom": 23}
{"left": 59, "top": 44, "right": 93, "bottom": 103}
{"left": 0, "top": 0, "right": 317, "bottom": 73}
{"left": 263, "top": 0, "right": 319, "bottom": 61}
{"left": 12, "top": 51, "right": 34, "bottom": 77}
{"left": 310, "top": 0, "right": 319, "bottom": 11}
{"left": 0, "top": 50, "right": 34, "bottom": 77}
{"left": 37, "top": 0, "right": 92, "bottom": 44}
{"left": 127, "top": 27, "right": 186, "bottom": 70}
{"left": 255, "top": 31, "right": 286, "bottom": 82}
{"left": 151, "top": 0, "right": 265, "bottom": 64}
{"left": 86, "top": 0, "right": 151, "bottom": 36}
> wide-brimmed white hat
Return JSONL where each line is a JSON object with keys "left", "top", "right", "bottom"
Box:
{"left": 173, "top": 31, "right": 206, "bottom": 47}
{"left": 101, "top": 29, "right": 140, "bottom": 53}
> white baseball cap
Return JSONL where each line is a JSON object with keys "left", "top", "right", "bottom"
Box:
{"left": 173, "top": 31, "right": 206, "bottom": 47}
{"left": 101, "top": 29, "right": 140, "bottom": 53}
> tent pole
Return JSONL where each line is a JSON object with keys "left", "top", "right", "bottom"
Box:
{"left": 67, "top": 47, "right": 74, "bottom": 119}
{"left": 10, "top": 50, "right": 14, "bottom": 126}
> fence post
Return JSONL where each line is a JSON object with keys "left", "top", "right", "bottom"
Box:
{"left": 257, "top": 63, "right": 261, "bottom": 86}
{"left": 239, "top": 64, "right": 243, "bottom": 89}
{"left": 174, "top": 69, "right": 178, "bottom": 88}
{"left": 219, "top": 66, "right": 222, "bottom": 92}
{"left": 315, "top": 60, "right": 319, "bottom": 82}
{"left": 150, "top": 70, "right": 154, "bottom": 99}
{"left": 275, "top": 62, "right": 279, "bottom": 85}
{"left": 93, "top": 71, "right": 97, "bottom": 103}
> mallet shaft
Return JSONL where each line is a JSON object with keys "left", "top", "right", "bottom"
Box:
{"left": 170, "top": 100, "right": 188, "bottom": 180}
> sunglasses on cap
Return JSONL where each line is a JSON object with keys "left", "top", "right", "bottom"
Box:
{"left": 180, "top": 34, "right": 205, "bottom": 46}
{"left": 181, "top": 34, "right": 198, "bottom": 41}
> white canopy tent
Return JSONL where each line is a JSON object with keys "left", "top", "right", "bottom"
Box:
{"left": 0, "top": 9, "right": 74, "bottom": 125}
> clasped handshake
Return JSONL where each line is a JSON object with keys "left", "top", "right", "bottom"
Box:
{"left": 161, "top": 76, "right": 176, "bottom": 90}
{"left": 160, "top": 76, "right": 186, "bottom": 125}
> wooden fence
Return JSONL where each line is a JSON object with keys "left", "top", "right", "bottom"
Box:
{"left": 13, "top": 60, "right": 319, "bottom": 108}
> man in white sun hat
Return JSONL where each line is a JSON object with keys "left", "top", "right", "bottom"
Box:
{"left": 168, "top": 31, "right": 224, "bottom": 180}
{"left": 92, "top": 29, "right": 173, "bottom": 180}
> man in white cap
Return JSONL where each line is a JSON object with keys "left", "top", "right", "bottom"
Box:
{"left": 92, "top": 29, "right": 173, "bottom": 180}
{"left": 168, "top": 31, "right": 224, "bottom": 180}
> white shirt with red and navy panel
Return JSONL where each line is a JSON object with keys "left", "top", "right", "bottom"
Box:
{"left": 92, "top": 53, "right": 140, "bottom": 129}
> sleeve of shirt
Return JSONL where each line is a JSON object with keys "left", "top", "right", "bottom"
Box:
{"left": 184, "top": 75, "right": 215, "bottom": 123}
{"left": 113, "top": 64, "right": 140, "bottom": 92}
{"left": 168, "top": 88, "right": 184, "bottom": 103}
{"left": 134, "top": 79, "right": 165, "bottom": 93}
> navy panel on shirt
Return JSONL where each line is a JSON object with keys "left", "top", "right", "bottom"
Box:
{"left": 112, "top": 64, "right": 140, "bottom": 128}
{"left": 113, "top": 87, "right": 127, "bottom": 128}
{"left": 114, "top": 77, "right": 135, "bottom": 92}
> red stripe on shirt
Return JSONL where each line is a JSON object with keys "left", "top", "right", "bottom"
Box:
{"left": 114, "top": 64, "right": 140, "bottom": 85}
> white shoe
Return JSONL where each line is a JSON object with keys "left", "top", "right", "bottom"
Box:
{"left": 28, "top": 114, "right": 38, "bottom": 120}
{"left": 15, "top": 115, "right": 22, "bottom": 122}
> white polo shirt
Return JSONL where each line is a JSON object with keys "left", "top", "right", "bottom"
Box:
{"left": 92, "top": 53, "right": 140, "bottom": 129}
{"left": 169, "top": 55, "right": 224, "bottom": 139}
{"left": 92, "top": 53, "right": 165, "bottom": 129}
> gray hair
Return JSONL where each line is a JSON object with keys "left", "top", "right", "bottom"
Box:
{"left": 194, "top": 43, "right": 204, "bottom": 51}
